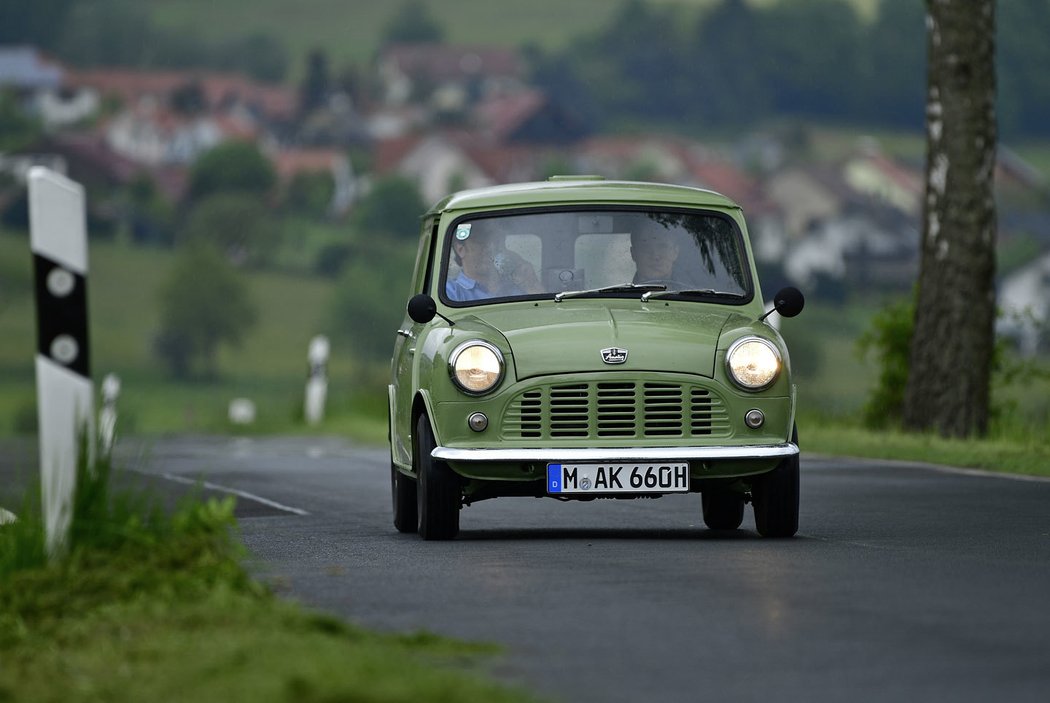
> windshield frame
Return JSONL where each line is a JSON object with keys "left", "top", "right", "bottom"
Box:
{"left": 437, "top": 204, "right": 755, "bottom": 308}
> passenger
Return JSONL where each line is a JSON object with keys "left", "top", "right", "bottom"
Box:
{"left": 630, "top": 227, "right": 681, "bottom": 285}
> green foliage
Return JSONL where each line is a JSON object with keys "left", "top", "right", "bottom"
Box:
{"left": 0, "top": 91, "right": 42, "bottom": 152}
{"left": 351, "top": 176, "right": 427, "bottom": 240}
{"left": 856, "top": 295, "right": 915, "bottom": 429}
{"left": 384, "top": 0, "right": 445, "bottom": 45}
{"left": 0, "top": 436, "right": 238, "bottom": 580}
{"left": 283, "top": 171, "right": 335, "bottom": 218}
{"left": 801, "top": 419, "right": 1050, "bottom": 478}
{"left": 154, "top": 243, "right": 258, "bottom": 378}
{"left": 183, "top": 193, "right": 282, "bottom": 266}
{"left": 329, "top": 239, "right": 416, "bottom": 363}
{"left": 187, "top": 142, "right": 277, "bottom": 203}
{"left": 526, "top": 0, "right": 1050, "bottom": 138}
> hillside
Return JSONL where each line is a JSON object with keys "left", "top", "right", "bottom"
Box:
{"left": 148, "top": 0, "right": 877, "bottom": 70}
{"left": 150, "top": 0, "right": 637, "bottom": 68}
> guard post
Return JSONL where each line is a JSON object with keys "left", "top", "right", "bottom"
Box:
{"left": 28, "top": 167, "right": 94, "bottom": 556}
{"left": 304, "top": 335, "right": 329, "bottom": 426}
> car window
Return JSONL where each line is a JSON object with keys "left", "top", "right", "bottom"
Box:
{"left": 441, "top": 209, "right": 750, "bottom": 304}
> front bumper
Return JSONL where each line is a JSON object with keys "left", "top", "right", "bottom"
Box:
{"left": 432, "top": 442, "right": 798, "bottom": 463}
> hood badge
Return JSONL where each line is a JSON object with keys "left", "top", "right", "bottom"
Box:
{"left": 601, "top": 347, "right": 629, "bottom": 365}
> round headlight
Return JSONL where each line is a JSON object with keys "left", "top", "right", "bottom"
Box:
{"left": 726, "top": 337, "right": 781, "bottom": 391}
{"left": 449, "top": 341, "right": 504, "bottom": 395}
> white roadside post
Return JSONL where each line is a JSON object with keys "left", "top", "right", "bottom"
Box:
{"left": 99, "top": 373, "right": 120, "bottom": 455}
{"left": 28, "top": 167, "right": 94, "bottom": 557}
{"left": 304, "top": 335, "right": 329, "bottom": 426}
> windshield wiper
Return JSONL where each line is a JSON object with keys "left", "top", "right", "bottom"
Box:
{"left": 640, "top": 288, "right": 743, "bottom": 302}
{"left": 554, "top": 282, "right": 665, "bottom": 302}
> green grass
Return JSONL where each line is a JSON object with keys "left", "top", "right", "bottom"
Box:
{"left": 0, "top": 451, "right": 538, "bottom": 703}
{"left": 802, "top": 421, "right": 1050, "bottom": 477}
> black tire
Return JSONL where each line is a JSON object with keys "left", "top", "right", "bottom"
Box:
{"left": 414, "top": 414, "right": 460, "bottom": 540}
{"left": 752, "top": 426, "right": 800, "bottom": 538}
{"left": 391, "top": 460, "right": 417, "bottom": 533}
{"left": 702, "top": 490, "right": 745, "bottom": 530}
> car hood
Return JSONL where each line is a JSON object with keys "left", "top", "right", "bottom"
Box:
{"left": 462, "top": 303, "right": 733, "bottom": 380}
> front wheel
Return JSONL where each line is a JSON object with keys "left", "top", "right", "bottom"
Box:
{"left": 414, "top": 414, "right": 460, "bottom": 540}
{"left": 391, "top": 460, "right": 417, "bottom": 533}
{"left": 752, "top": 426, "right": 800, "bottom": 538}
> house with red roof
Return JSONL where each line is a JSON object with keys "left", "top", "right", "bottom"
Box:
{"left": 376, "top": 44, "right": 525, "bottom": 111}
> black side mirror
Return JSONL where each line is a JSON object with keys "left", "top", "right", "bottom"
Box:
{"left": 772, "top": 286, "right": 805, "bottom": 318}
{"left": 407, "top": 294, "right": 437, "bottom": 324}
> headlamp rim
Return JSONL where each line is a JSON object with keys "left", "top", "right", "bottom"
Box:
{"left": 448, "top": 340, "right": 505, "bottom": 395}
{"left": 725, "top": 336, "right": 782, "bottom": 391}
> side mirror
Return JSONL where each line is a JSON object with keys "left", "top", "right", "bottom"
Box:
{"left": 772, "top": 286, "right": 805, "bottom": 318}
{"left": 407, "top": 294, "right": 437, "bottom": 324}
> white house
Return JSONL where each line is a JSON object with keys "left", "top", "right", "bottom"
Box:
{"left": 998, "top": 251, "right": 1050, "bottom": 356}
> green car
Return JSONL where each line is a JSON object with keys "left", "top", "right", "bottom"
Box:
{"left": 389, "top": 177, "right": 804, "bottom": 540}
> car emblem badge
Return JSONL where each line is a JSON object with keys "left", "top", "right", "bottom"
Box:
{"left": 601, "top": 347, "right": 628, "bottom": 365}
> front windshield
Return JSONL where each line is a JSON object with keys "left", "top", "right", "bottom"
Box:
{"left": 441, "top": 208, "right": 751, "bottom": 304}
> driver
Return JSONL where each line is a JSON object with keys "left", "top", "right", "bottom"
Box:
{"left": 630, "top": 228, "right": 680, "bottom": 285}
{"left": 446, "top": 226, "right": 541, "bottom": 301}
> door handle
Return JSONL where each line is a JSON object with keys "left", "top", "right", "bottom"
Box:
{"left": 397, "top": 329, "right": 414, "bottom": 340}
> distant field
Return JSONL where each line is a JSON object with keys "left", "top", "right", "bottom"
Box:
{"left": 150, "top": 0, "right": 633, "bottom": 69}
{"left": 149, "top": 0, "right": 883, "bottom": 72}
{"left": 0, "top": 232, "right": 373, "bottom": 436}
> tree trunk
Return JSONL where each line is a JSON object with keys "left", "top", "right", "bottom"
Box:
{"left": 903, "top": 0, "right": 997, "bottom": 437}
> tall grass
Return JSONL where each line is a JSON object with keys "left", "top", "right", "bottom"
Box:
{"left": 0, "top": 440, "right": 536, "bottom": 702}
{"left": 0, "top": 437, "right": 240, "bottom": 579}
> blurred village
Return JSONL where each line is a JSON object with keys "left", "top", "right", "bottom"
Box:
{"left": 2, "top": 38, "right": 1049, "bottom": 356}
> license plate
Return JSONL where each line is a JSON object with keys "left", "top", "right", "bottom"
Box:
{"left": 546, "top": 463, "right": 689, "bottom": 494}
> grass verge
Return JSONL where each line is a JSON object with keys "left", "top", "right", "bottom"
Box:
{"left": 0, "top": 452, "right": 538, "bottom": 703}
{"left": 801, "top": 417, "right": 1050, "bottom": 478}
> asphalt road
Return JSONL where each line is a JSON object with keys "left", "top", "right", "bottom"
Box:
{"left": 4, "top": 435, "right": 1050, "bottom": 702}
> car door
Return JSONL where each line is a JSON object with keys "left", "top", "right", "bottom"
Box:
{"left": 391, "top": 217, "right": 438, "bottom": 466}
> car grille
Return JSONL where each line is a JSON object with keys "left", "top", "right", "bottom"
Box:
{"left": 503, "top": 380, "right": 731, "bottom": 440}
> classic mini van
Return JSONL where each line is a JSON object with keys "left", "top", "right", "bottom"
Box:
{"left": 389, "top": 177, "right": 804, "bottom": 540}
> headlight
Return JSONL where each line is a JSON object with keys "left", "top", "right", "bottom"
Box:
{"left": 449, "top": 341, "right": 505, "bottom": 395}
{"left": 726, "top": 337, "right": 781, "bottom": 391}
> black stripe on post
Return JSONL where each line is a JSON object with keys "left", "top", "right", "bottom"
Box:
{"left": 33, "top": 253, "right": 90, "bottom": 379}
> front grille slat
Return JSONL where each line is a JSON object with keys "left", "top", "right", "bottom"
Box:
{"left": 505, "top": 378, "right": 731, "bottom": 440}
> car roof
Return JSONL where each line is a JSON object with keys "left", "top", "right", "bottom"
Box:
{"left": 425, "top": 178, "right": 741, "bottom": 216}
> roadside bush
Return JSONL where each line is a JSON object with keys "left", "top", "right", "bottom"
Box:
{"left": 856, "top": 295, "right": 914, "bottom": 429}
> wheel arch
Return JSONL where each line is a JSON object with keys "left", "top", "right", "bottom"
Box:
{"left": 412, "top": 390, "right": 439, "bottom": 447}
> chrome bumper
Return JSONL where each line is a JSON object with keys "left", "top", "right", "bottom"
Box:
{"left": 432, "top": 443, "right": 798, "bottom": 463}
